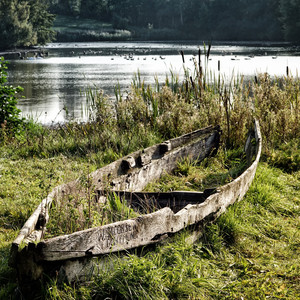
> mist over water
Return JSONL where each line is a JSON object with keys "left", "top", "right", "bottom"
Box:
{"left": 6, "top": 41, "right": 300, "bottom": 124}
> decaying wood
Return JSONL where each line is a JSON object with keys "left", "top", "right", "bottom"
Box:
{"left": 88, "top": 125, "right": 220, "bottom": 192}
{"left": 10, "top": 121, "right": 261, "bottom": 292}
{"left": 11, "top": 125, "right": 220, "bottom": 256}
{"left": 96, "top": 188, "right": 218, "bottom": 213}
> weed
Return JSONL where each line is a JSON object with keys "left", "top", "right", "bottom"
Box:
{"left": 1, "top": 49, "right": 300, "bottom": 298}
{"left": 46, "top": 188, "right": 140, "bottom": 238}
{"left": 146, "top": 148, "right": 247, "bottom": 194}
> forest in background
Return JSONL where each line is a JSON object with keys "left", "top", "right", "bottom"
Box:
{"left": 1, "top": 0, "right": 300, "bottom": 49}
{"left": 0, "top": 0, "right": 55, "bottom": 49}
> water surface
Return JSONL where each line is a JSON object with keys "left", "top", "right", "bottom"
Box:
{"left": 7, "top": 41, "right": 300, "bottom": 124}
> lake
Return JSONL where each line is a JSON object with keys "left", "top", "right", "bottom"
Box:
{"left": 6, "top": 41, "right": 300, "bottom": 124}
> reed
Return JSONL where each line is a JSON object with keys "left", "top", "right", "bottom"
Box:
{"left": 1, "top": 48, "right": 300, "bottom": 298}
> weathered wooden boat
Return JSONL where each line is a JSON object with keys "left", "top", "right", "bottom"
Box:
{"left": 10, "top": 120, "right": 261, "bottom": 294}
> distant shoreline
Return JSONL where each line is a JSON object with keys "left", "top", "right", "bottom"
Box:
{"left": 0, "top": 40, "right": 295, "bottom": 60}
{"left": 0, "top": 47, "right": 49, "bottom": 60}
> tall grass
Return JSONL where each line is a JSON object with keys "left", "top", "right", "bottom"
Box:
{"left": 145, "top": 148, "right": 246, "bottom": 194}
{"left": 0, "top": 48, "right": 300, "bottom": 298}
{"left": 44, "top": 163, "right": 300, "bottom": 299}
{"left": 46, "top": 189, "right": 139, "bottom": 238}
{"left": 2, "top": 49, "right": 299, "bottom": 162}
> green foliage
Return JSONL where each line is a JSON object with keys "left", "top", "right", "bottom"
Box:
{"left": 29, "top": 0, "right": 56, "bottom": 45}
{"left": 0, "top": 57, "right": 25, "bottom": 137}
{"left": 0, "top": 0, "right": 33, "bottom": 49}
{"left": 49, "top": 0, "right": 289, "bottom": 42}
{"left": 267, "top": 139, "right": 300, "bottom": 173}
{"left": 0, "top": 0, "right": 55, "bottom": 49}
{"left": 252, "top": 73, "right": 300, "bottom": 153}
{"left": 68, "top": 0, "right": 81, "bottom": 16}
{"left": 279, "top": 0, "right": 300, "bottom": 42}
{"left": 53, "top": 15, "right": 129, "bottom": 43}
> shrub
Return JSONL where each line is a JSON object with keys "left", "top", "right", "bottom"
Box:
{"left": 0, "top": 57, "right": 25, "bottom": 138}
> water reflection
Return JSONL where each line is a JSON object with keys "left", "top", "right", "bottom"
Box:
{"left": 6, "top": 42, "right": 300, "bottom": 124}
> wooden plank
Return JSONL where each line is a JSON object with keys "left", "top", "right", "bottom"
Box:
{"left": 40, "top": 151, "right": 260, "bottom": 262}
{"left": 10, "top": 121, "right": 262, "bottom": 289}
{"left": 12, "top": 187, "right": 58, "bottom": 246}
{"left": 96, "top": 189, "right": 217, "bottom": 213}
{"left": 88, "top": 126, "right": 220, "bottom": 192}
{"left": 11, "top": 125, "right": 219, "bottom": 255}
{"left": 39, "top": 120, "right": 260, "bottom": 262}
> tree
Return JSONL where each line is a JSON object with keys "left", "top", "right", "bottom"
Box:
{"left": 29, "top": 0, "right": 56, "bottom": 45}
{"left": 68, "top": 0, "right": 81, "bottom": 16}
{"left": 80, "top": 0, "right": 111, "bottom": 20}
{"left": 0, "top": 0, "right": 55, "bottom": 50}
{"left": 279, "top": 0, "right": 300, "bottom": 42}
{"left": 0, "top": 0, "right": 33, "bottom": 49}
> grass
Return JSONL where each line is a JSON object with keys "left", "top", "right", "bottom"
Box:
{"left": 0, "top": 49, "right": 299, "bottom": 298}
{"left": 53, "top": 15, "right": 114, "bottom": 32}
{"left": 145, "top": 147, "right": 247, "bottom": 193}
{"left": 52, "top": 14, "right": 188, "bottom": 42}
{"left": 42, "top": 164, "right": 300, "bottom": 299}
{"left": 45, "top": 190, "right": 140, "bottom": 238}
{"left": 53, "top": 15, "right": 132, "bottom": 42}
{"left": 0, "top": 145, "right": 298, "bottom": 299}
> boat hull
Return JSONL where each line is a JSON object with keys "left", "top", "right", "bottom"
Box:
{"left": 10, "top": 121, "right": 262, "bottom": 294}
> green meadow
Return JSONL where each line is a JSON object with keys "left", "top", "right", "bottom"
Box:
{"left": 0, "top": 53, "right": 299, "bottom": 299}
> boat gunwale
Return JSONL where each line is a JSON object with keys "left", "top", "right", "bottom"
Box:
{"left": 11, "top": 124, "right": 221, "bottom": 253}
{"left": 37, "top": 120, "right": 261, "bottom": 261}
{"left": 9, "top": 120, "right": 261, "bottom": 290}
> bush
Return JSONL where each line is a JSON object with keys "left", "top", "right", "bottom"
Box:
{"left": 0, "top": 57, "right": 25, "bottom": 138}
